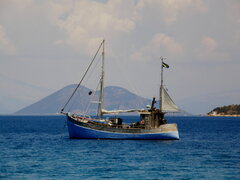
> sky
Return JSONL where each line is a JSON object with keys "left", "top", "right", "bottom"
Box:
{"left": 0, "top": 0, "right": 240, "bottom": 114}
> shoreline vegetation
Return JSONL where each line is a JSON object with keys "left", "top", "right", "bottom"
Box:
{"left": 207, "top": 104, "right": 240, "bottom": 117}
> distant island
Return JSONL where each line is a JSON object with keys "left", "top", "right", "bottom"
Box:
{"left": 208, "top": 104, "right": 240, "bottom": 116}
{"left": 15, "top": 84, "right": 190, "bottom": 116}
{"left": 15, "top": 85, "right": 150, "bottom": 115}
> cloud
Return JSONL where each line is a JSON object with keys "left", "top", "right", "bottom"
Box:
{"left": 195, "top": 36, "right": 228, "bottom": 61}
{"left": 0, "top": 0, "right": 208, "bottom": 58}
{"left": 46, "top": 0, "right": 207, "bottom": 55}
{"left": 136, "top": 0, "right": 208, "bottom": 23}
{"left": 152, "top": 33, "right": 184, "bottom": 55}
{"left": 0, "top": 25, "right": 16, "bottom": 55}
{"left": 201, "top": 37, "right": 218, "bottom": 51}
{"left": 229, "top": 1, "right": 240, "bottom": 48}
{"left": 131, "top": 33, "right": 184, "bottom": 61}
{"left": 230, "top": 1, "right": 240, "bottom": 25}
{"left": 48, "top": 0, "right": 136, "bottom": 55}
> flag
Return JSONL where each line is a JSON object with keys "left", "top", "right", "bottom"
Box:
{"left": 162, "top": 62, "right": 169, "bottom": 68}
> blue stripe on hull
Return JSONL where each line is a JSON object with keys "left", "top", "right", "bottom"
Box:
{"left": 67, "top": 120, "right": 179, "bottom": 140}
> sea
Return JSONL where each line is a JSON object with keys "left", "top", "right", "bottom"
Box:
{"left": 0, "top": 115, "right": 239, "bottom": 180}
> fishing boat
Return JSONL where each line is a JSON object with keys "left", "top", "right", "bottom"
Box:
{"left": 61, "top": 40, "right": 180, "bottom": 140}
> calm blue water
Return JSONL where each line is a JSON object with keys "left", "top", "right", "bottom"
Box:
{"left": 0, "top": 115, "right": 239, "bottom": 179}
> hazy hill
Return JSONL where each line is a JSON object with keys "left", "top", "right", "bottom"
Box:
{"left": 15, "top": 85, "right": 152, "bottom": 115}
{"left": 0, "top": 73, "right": 51, "bottom": 114}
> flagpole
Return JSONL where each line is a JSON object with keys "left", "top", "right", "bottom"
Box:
{"left": 160, "top": 57, "right": 164, "bottom": 111}
{"left": 160, "top": 56, "right": 168, "bottom": 112}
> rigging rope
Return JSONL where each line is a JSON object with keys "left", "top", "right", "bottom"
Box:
{"left": 67, "top": 85, "right": 82, "bottom": 113}
{"left": 61, "top": 40, "right": 104, "bottom": 113}
{"left": 84, "top": 80, "right": 101, "bottom": 117}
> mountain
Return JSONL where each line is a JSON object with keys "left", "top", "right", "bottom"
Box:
{"left": 104, "top": 86, "right": 150, "bottom": 110}
{"left": 15, "top": 85, "right": 152, "bottom": 115}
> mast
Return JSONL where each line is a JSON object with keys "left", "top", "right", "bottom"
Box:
{"left": 159, "top": 56, "right": 165, "bottom": 112}
{"left": 97, "top": 40, "right": 105, "bottom": 119}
